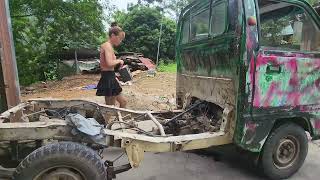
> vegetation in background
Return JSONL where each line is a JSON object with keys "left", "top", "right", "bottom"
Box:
{"left": 308, "top": 0, "right": 319, "bottom": 6}
{"left": 9, "top": 0, "right": 109, "bottom": 85}
{"left": 9, "top": 0, "right": 192, "bottom": 85}
{"left": 138, "top": 0, "right": 193, "bottom": 20}
{"left": 157, "top": 61, "right": 177, "bottom": 73}
{"left": 113, "top": 5, "right": 177, "bottom": 61}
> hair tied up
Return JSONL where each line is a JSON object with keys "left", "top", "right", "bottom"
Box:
{"left": 111, "top": 22, "right": 118, "bottom": 27}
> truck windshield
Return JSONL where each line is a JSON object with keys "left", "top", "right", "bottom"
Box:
{"left": 259, "top": 1, "right": 320, "bottom": 52}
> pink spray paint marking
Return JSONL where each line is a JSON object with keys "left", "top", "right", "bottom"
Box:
{"left": 263, "top": 82, "right": 278, "bottom": 107}
{"left": 287, "top": 59, "right": 299, "bottom": 88}
{"left": 315, "top": 121, "right": 320, "bottom": 129}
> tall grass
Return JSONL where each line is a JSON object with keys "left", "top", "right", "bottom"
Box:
{"left": 157, "top": 62, "right": 177, "bottom": 73}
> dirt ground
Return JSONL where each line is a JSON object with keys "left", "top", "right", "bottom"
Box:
{"left": 21, "top": 72, "right": 177, "bottom": 111}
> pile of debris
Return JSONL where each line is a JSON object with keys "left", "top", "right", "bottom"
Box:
{"left": 116, "top": 53, "right": 156, "bottom": 82}
{"left": 163, "top": 101, "right": 223, "bottom": 135}
{"left": 61, "top": 52, "right": 156, "bottom": 74}
{"left": 63, "top": 58, "right": 100, "bottom": 73}
{"left": 117, "top": 52, "right": 156, "bottom": 72}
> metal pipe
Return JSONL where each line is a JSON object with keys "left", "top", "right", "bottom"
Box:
{"left": 146, "top": 112, "right": 166, "bottom": 136}
{"left": 164, "top": 101, "right": 204, "bottom": 125}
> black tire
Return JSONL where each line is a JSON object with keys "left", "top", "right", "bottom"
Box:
{"left": 13, "top": 142, "right": 107, "bottom": 180}
{"left": 260, "top": 123, "right": 308, "bottom": 180}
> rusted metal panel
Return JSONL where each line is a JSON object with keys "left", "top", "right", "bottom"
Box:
{"left": 175, "top": 0, "right": 241, "bottom": 147}
{"left": 122, "top": 131, "right": 231, "bottom": 168}
{"left": 0, "top": 99, "right": 233, "bottom": 170}
{"left": 176, "top": 74, "right": 236, "bottom": 108}
{"left": 0, "top": 120, "right": 72, "bottom": 141}
{"left": 0, "top": 0, "right": 21, "bottom": 110}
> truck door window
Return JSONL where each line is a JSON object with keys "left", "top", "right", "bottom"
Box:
{"left": 211, "top": 1, "right": 227, "bottom": 36}
{"left": 181, "top": 18, "right": 190, "bottom": 44}
{"left": 259, "top": 1, "right": 320, "bottom": 51}
{"left": 191, "top": 8, "right": 210, "bottom": 41}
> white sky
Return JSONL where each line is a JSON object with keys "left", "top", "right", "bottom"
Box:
{"left": 112, "top": 0, "right": 138, "bottom": 11}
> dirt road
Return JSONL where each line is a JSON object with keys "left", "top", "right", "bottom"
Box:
{"left": 22, "top": 72, "right": 176, "bottom": 111}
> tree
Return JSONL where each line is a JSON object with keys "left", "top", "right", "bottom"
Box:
{"left": 163, "top": 0, "right": 193, "bottom": 20}
{"left": 307, "top": 0, "right": 319, "bottom": 6}
{"left": 10, "top": 0, "right": 108, "bottom": 85}
{"left": 140, "top": 0, "right": 193, "bottom": 20}
{"left": 113, "top": 5, "right": 176, "bottom": 61}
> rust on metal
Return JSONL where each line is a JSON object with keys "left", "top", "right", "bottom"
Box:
{"left": 0, "top": 0, "right": 21, "bottom": 111}
{"left": 0, "top": 47, "right": 8, "bottom": 112}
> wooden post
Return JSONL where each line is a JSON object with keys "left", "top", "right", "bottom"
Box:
{"left": 0, "top": 0, "right": 21, "bottom": 109}
{"left": 0, "top": 45, "right": 8, "bottom": 112}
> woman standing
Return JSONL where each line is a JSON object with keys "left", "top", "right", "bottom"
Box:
{"left": 96, "top": 22, "right": 127, "bottom": 110}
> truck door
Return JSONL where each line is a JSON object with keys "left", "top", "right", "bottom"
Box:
{"left": 177, "top": 0, "right": 241, "bottom": 109}
{"left": 238, "top": 0, "right": 320, "bottom": 151}
{"left": 254, "top": 1, "right": 320, "bottom": 110}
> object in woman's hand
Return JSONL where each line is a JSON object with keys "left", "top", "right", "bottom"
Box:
{"left": 119, "top": 65, "right": 133, "bottom": 82}
{"left": 115, "top": 63, "right": 121, "bottom": 72}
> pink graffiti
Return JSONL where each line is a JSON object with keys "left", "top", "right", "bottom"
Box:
{"left": 262, "top": 82, "right": 278, "bottom": 107}
{"left": 250, "top": 49, "right": 320, "bottom": 108}
{"left": 246, "top": 121, "right": 257, "bottom": 131}
{"left": 316, "top": 79, "right": 320, "bottom": 89}
{"left": 287, "top": 59, "right": 299, "bottom": 87}
{"left": 315, "top": 121, "right": 320, "bottom": 129}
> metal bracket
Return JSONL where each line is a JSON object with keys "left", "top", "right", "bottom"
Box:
{"left": 105, "top": 160, "right": 132, "bottom": 180}
{"left": 124, "top": 139, "right": 145, "bottom": 168}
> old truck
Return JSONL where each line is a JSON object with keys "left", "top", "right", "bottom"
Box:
{"left": 0, "top": 0, "right": 319, "bottom": 180}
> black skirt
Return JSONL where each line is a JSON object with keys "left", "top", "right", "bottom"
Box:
{"left": 96, "top": 71, "right": 122, "bottom": 97}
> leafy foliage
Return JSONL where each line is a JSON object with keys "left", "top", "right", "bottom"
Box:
{"left": 113, "top": 5, "right": 176, "bottom": 61}
{"left": 307, "top": 0, "right": 319, "bottom": 6}
{"left": 260, "top": 17, "right": 290, "bottom": 47}
{"left": 10, "top": 0, "right": 108, "bottom": 85}
{"left": 139, "top": 0, "right": 193, "bottom": 20}
{"left": 9, "top": 0, "right": 194, "bottom": 85}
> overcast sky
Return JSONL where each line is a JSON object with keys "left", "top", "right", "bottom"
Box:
{"left": 112, "top": 0, "right": 138, "bottom": 10}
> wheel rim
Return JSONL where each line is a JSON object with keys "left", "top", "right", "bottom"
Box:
{"left": 273, "top": 135, "right": 300, "bottom": 169}
{"left": 34, "top": 166, "right": 86, "bottom": 180}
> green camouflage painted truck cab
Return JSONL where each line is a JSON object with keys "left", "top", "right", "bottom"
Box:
{"left": 176, "top": 0, "right": 320, "bottom": 178}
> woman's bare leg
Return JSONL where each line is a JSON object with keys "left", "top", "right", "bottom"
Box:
{"left": 105, "top": 96, "right": 116, "bottom": 106}
{"left": 104, "top": 96, "right": 116, "bottom": 124}
{"left": 116, "top": 94, "right": 127, "bottom": 108}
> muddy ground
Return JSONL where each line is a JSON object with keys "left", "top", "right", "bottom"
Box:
{"left": 22, "top": 72, "right": 176, "bottom": 111}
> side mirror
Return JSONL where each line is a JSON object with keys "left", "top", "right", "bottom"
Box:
{"left": 248, "top": 16, "right": 257, "bottom": 26}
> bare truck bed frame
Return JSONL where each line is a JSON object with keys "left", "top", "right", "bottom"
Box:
{"left": 0, "top": 99, "right": 234, "bottom": 179}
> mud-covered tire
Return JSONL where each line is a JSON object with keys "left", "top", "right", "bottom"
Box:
{"left": 260, "top": 123, "right": 308, "bottom": 180}
{"left": 13, "top": 142, "right": 107, "bottom": 180}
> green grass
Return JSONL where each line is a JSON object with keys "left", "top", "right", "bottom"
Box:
{"left": 157, "top": 63, "right": 177, "bottom": 73}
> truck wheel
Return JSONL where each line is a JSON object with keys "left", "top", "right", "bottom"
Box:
{"left": 260, "top": 123, "right": 308, "bottom": 179}
{"left": 13, "top": 142, "right": 107, "bottom": 180}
